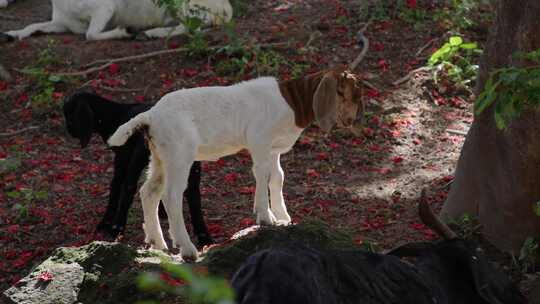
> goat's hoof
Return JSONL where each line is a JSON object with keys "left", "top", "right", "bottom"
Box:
{"left": 147, "top": 237, "right": 168, "bottom": 251}
{"left": 256, "top": 210, "right": 277, "bottom": 226}
{"left": 180, "top": 244, "right": 199, "bottom": 262}
{"left": 196, "top": 233, "right": 214, "bottom": 247}
{"left": 96, "top": 222, "right": 119, "bottom": 239}
{"left": 273, "top": 212, "right": 292, "bottom": 224}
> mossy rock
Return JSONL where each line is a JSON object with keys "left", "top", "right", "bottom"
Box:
{"left": 4, "top": 241, "right": 183, "bottom": 304}
{"left": 4, "top": 221, "right": 357, "bottom": 304}
{"left": 203, "top": 220, "right": 359, "bottom": 277}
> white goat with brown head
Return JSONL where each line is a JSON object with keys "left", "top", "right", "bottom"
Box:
{"left": 108, "top": 58, "right": 365, "bottom": 260}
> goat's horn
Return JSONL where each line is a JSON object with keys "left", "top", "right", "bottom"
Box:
{"left": 418, "top": 189, "right": 457, "bottom": 240}
{"left": 348, "top": 22, "right": 370, "bottom": 71}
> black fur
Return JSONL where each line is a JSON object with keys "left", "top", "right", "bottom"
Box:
{"left": 232, "top": 240, "right": 526, "bottom": 304}
{"left": 63, "top": 92, "right": 213, "bottom": 246}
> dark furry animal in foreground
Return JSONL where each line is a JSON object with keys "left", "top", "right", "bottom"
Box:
{"left": 232, "top": 191, "right": 526, "bottom": 304}
{"left": 63, "top": 92, "right": 213, "bottom": 246}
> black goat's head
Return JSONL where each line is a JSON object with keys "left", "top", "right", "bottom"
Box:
{"left": 63, "top": 92, "right": 95, "bottom": 148}
{"left": 388, "top": 190, "right": 527, "bottom": 304}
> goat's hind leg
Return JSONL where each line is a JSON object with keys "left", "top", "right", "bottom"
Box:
{"left": 139, "top": 155, "right": 168, "bottom": 250}
{"left": 269, "top": 153, "right": 291, "bottom": 224}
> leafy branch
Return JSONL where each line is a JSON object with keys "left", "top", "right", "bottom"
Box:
{"left": 474, "top": 49, "right": 540, "bottom": 129}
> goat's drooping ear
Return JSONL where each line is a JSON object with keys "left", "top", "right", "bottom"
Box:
{"left": 75, "top": 101, "right": 95, "bottom": 148}
{"left": 313, "top": 72, "right": 338, "bottom": 132}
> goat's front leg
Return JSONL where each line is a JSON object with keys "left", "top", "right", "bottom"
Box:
{"left": 110, "top": 146, "right": 150, "bottom": 237}
{"left": 139, "top": 155, "right": 168, "bottom": 250}
{"left": 249, "top": 145, "right": 277, "bottom": 226}
{"left": 85, "top": 8, "right": 131, "bottom": 41}
{"left": 6, "top": 21, "right": 67, "bottom": 40}
{"left": 269, "top": 153, "right": 291, "bottom": 224}
{"left": 143, "top": 24, "right": 187, "bottom": 39}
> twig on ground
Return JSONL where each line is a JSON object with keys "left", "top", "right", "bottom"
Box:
{"left": 392, "top": 66, "right": 433, "bottom": 86}
{"left": 78, "top": 80, "right": 145, "bottom": 92}
{"left": 95, "top": 85, "right": 145, "bottom": 92}
{"left": 415, "top": 38, "right": 437, "bottom": 57}
{"left": 446, "top": 128, "right": 468, "bottom": 136}
{"left": 0, "top": 126, "right": 40, "bottom": 137}
{"left": 349, "top": 21, "right": 371, "bottom": 71}
{"left": 305, "top": 31, "right": 322, "bottom": 49}
{"left": 361, "top": 79, "right": 381, "bottom": 92}
{"left": 51, "top": 41, "right": 289, "bottom": 77}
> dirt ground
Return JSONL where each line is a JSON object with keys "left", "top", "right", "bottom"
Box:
{"left": 1, "top": 0, "right": 533, "bottom": 299}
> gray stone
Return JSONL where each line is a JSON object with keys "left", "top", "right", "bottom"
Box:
{"left": 4, "top": 261, "right": 84, "bottom": 304}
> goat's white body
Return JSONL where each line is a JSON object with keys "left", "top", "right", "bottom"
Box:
{"left": 109, "top": 77, "right": 300, "bottom": 259}
{"left": 6, "top": 0, "right": 232, "bottom": 40}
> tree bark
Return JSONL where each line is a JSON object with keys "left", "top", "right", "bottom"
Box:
{"left": 441, "top": 0, "right": 540, "bottom": 253}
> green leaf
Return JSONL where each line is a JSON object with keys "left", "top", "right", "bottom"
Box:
{"left": 7, "top": 191, "right": 21, "bottom": 199}
{"left": 534, "top": 201, "right": 540, "bottom": 217}
{"left": 449, "top": 36, "right": 463, "bottom": 46}
{"left": 428, "top": 44, "right": 451, "bottom": 66}
{"left": 494, "top": 99, "right": 507, "bottom": 130}
{"left": 162, "top": 263, "right": 194, "bottom": 282}
{"left": 474, "top": 79, "right": 500, "bottom": 115}
{"left": 48, "top": 75, "right": 62, "bottom": 83}
{"left": 35, "top": 191, "right": 48, "bottom": 200}
{"left": 460, "top": 42, "right": 478, "bottom": 50}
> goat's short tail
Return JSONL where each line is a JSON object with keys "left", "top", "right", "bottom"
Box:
{"left": 108, "top": 112, "right": 150, "bottom": 147}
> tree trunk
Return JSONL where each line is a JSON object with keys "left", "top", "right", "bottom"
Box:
{"left": 441, "top": 0, "right": 540, "bottom": 254}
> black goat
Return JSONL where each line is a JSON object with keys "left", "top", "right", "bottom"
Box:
{"left": 63, "top": 92, "right": 213, "bottom": 246}
{"left": 231, "top": 191, "right": 526, "bottom": 304}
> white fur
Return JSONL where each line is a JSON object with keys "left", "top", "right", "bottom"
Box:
{"left": 108, "top": 78, "right": 301, "bottom": 260}
{"left": 0, "top": 0, "right": 10, "bottom": 8}
{"left": 5, "top": 0, "right": 232, "bottom": 40}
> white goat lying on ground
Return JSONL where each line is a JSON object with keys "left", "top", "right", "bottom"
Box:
{"left": 108, "top": 66, "right": 363, "bottom": 260}
{"left": 0, "top": 0, "right": 14, "bottom": 8}
{"left": 4, "top": 0, "right": 232, "bottom": 40}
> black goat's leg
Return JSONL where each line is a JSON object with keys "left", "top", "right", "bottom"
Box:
{"left": 110, "top": 145, "right": 149, "bottom": 238}
{"left": 96, "top": 155, "right": 127, "bottom": 235}
{"left": 185, "top": 161, "right": 213, "bottom": 246}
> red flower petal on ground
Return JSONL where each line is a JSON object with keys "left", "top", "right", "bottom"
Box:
{"left": 52, "top": 92, "right": 64, "bottom": 100}
{"left": 363, "top": 127, "right": 375, "bottom": 137}
{"left": 108, "top": 63, "right": 120, "bottom": 75}
{"left": 224, "top": 172, "right": 239, "bottom": 184}
{"left": 134, "top": 95, "right": 145, "bottom": 103}
{"left": 366, "top": 89, "right": 380, "bottom": 98}
{"left": 160, "top": 272, "right": 185, "bottom": 286}
{"left": 7, "top": 225, "right": 19, "bottom": 234}
{"left": 239, "top": 186, "right": 255, "bottom": 194}
{"left": 38, "top": 271, "right": 54, "bottom": 282}
{"left": 317, "top": 152, "right": 328, "bottom": 161}
{"left": 392, "top": 156, "right": 404, "bottom": 164}
{"left": 240, "top": 218, "right": 255, "bottom": 227}
{"left": 407, "top": 0, "right": 417, "bottom": 9}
